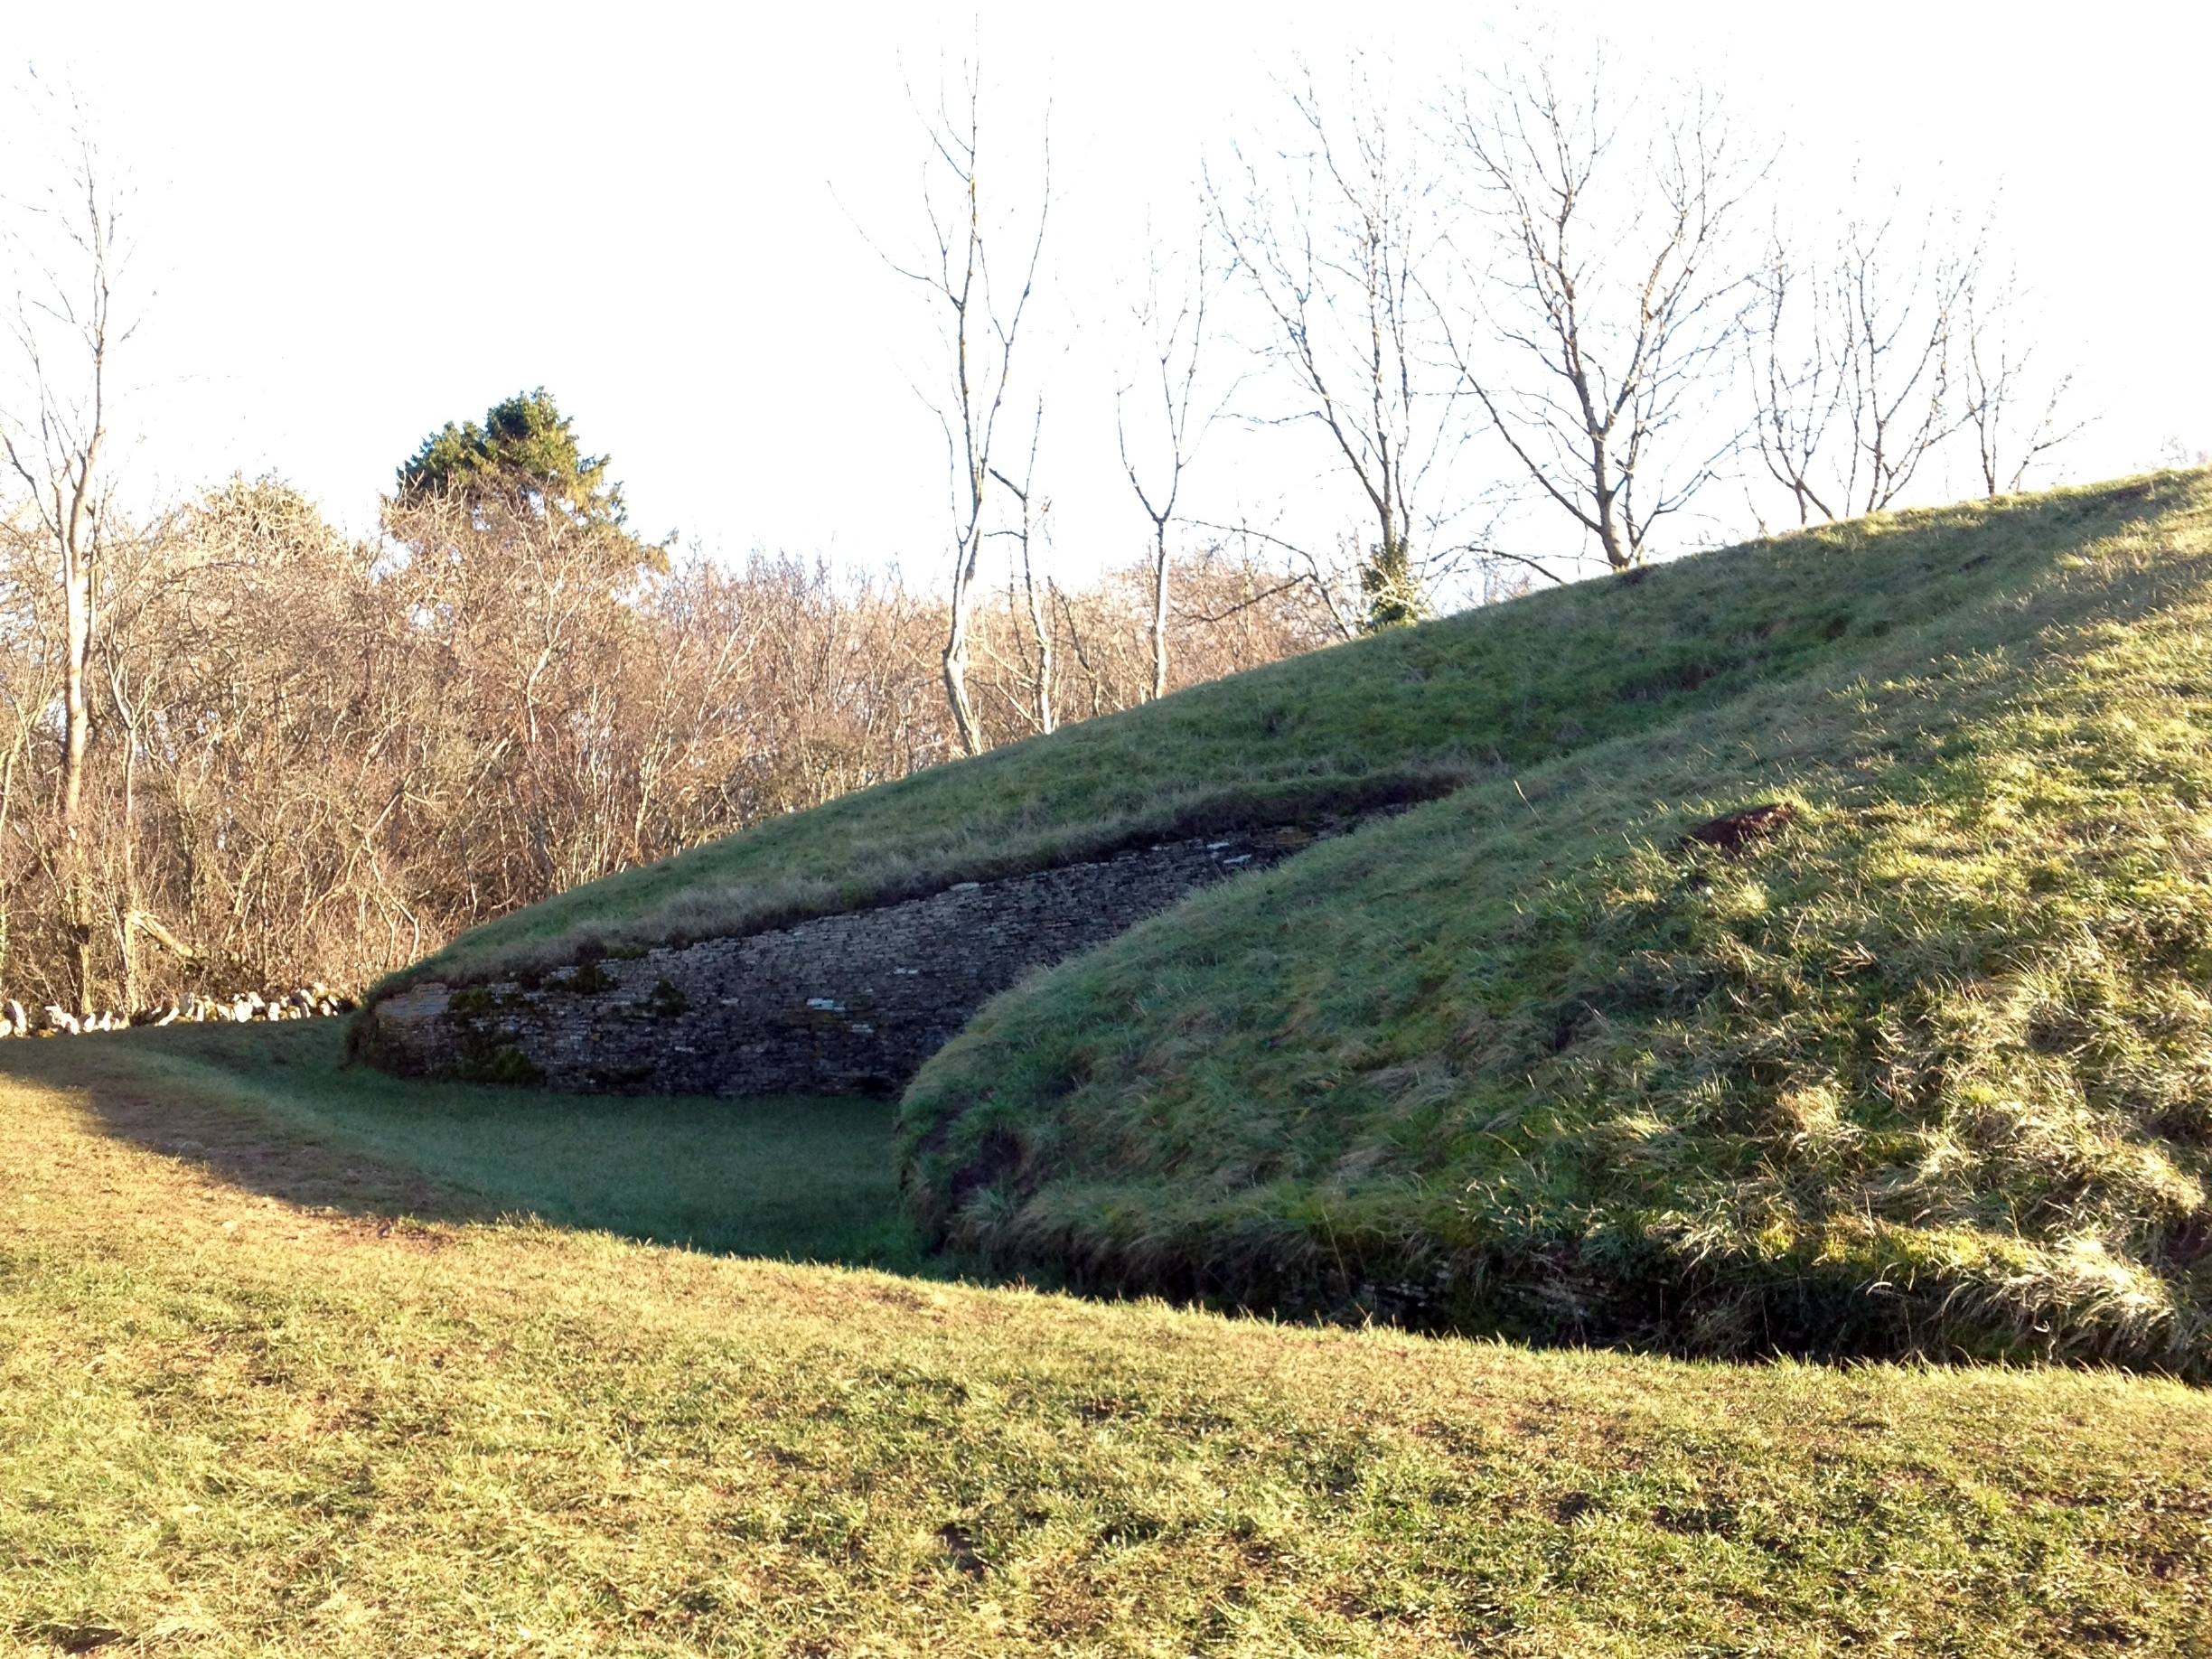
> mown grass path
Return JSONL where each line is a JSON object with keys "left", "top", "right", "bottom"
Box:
{"left": 4, "top": 1032, "right": 2210, "bottom": 1654}
{"left": 41, "top": 1022, "right": 926, "bottom": 1271}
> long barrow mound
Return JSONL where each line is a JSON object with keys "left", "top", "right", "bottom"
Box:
{"left": 904, "top": 471, "right": 2212, "bottom": 1374}
{"left": 366, "top": 472, "right": 2212, "bottom": 1374}
{"left": 369, "top": 475, "right": 2123, "bottom": 1001}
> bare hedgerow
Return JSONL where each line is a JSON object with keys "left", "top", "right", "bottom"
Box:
{"left": 0, "top": 469, "right": 1330, "bottom": 1009}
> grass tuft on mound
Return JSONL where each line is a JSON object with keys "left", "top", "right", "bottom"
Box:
{"left": 900, "top": 471, "right": 2212, "bottom": 1373}
{"left": 377, "top": 476, "right": 2174, "bottom": 994}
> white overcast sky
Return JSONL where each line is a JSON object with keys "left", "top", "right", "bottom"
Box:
{"left": 5, "top": 0, "right": 2207, "bottom": 580}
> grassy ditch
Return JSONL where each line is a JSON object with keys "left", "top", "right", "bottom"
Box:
{"left": 1, "top": 1021, "right": 923, "bottom": 1270}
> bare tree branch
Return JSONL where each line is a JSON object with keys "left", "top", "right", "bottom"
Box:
{"left": 1445, "top": 51, "right": 1762, "bottom": 571}
{"left": 878, "top": 53, "right": 1052, "bottom": 756}
{"left": 1210, "top": 57, "right": 1476, "bottom": 627}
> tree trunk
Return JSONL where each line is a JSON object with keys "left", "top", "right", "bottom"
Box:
{"left": 118, "top": 727, "right": 139, "bottom": 1013}
{"left": 61, "top": 563, "right": 89, "bottom": 825}
{"left": 1591, "top": 449, "right": 1631, "bottom": 571}
{"left": 942, "top": 600, "right": 982, "bottom": 757}
{"left": 61, "top": 558, "right": 95, "bottom": 1013}
{"left": 1023, "top": 573, "right": 1056, "bottom": 736}
{"left": 1149, "top": 526, "right": 1170, "bottom": 702}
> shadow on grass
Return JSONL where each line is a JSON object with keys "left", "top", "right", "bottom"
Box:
{"left": 0, "top": 1018, "right": 940, "bottom": 1275}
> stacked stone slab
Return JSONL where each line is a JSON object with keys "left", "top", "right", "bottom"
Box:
{"left": 359, "top": 823, "right": 1357, "bottom": 1097}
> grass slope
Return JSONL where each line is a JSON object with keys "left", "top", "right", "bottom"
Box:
{"left": 902, "top": 473, "right": 2212, "bottom": 1373}
{"left": 5, "top": 1035, "right": 2212, "bottom": 1654}
{"left": 383, "top": 479, "right": 2138, "bottom": 993}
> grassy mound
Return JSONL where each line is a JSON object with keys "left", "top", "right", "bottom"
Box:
{"left": 902, "top": 472, "right": 2212, "bottom": 1373}
{"left": 5, "top": 1034, "right": 2211, "bottom": 1653}
{"left": 378, "top": 477, "right": 2142, "bottom": 994}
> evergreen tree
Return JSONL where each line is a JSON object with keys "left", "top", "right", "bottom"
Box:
{"left": 398, "top": 389, "right": 629, "bottom": 533}
{"left": 1359, "top": 539, "right": 1425, "bottom": 631}
{"left": 393, "top": 389, "right": 665, "bottom": 581}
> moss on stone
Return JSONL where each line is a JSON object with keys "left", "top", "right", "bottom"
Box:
{"left": 559, "top": 961, "right": 617, "bottom": 995}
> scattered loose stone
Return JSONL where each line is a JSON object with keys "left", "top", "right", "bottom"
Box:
{"left": 0, "top": 981, "right": 355, "bottom": 1040}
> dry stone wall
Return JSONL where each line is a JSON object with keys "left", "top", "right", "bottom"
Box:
{"left": 361, "top": 821, "right": 1359, "bottom": 1097}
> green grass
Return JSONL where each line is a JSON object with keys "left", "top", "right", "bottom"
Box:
{"left": 2, "top": 1022, "right": 924, "bottom": 1271}
{"left": 5, "top": 1035, "right": 2211, "bottom": 1654}
{"left": 378, "top": 476, "right": 2174, "bottom": 995}
{"left": 901, "top": 472, "right": 2212, "bottom": 1373}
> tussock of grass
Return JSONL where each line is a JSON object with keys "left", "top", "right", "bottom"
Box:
{"left": 5, "top": 1036, "right": 2212, "bottom": 1653}
{"left": 380, "top": 479, "right": 2155, "bottom": 994}
{"left": 902, "top": 472, "right": 2212, "bottom": 1373}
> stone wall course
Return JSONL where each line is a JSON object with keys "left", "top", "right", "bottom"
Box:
{"left": 361, "top": 819, "right": 1371, "bottom": 1097}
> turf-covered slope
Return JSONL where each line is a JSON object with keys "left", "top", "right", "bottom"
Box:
{"left": 901, "top": 472, "right": 2212, "bottom": 1373}
{"left": 381, "top": 479, "right": 2122, "bottom": 994}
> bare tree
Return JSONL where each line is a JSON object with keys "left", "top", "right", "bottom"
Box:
{"left": 86, "top": 511, "right": 204, "bottom": 1008}
{"left": 0, "top": 90, "right": 134, "bottom": 1008}
{"left": 883, "top": 59, "right": 1050, "bottom": 756}
{"left": 1118, "top": 225, "right": 1229, "bottom": 698}
{"left": 1834, "top": 205, "right": 1978, "bottom": 514}
{"left": 1746, "top": 192, "right": 1990, "bottom": 522}
{"left": 1744, "top": 222, "right": 1847, "bottom": 524}
{"left": 1447, "top": 52, "right": 1757, "bottom": 571}
{"left": 1211, "top": 60, "right": 1472, "bottom": 628}
{"left": 989, "top": 400, "right": 1054, "bottom": 735}
{"left": 0, "top": 509, "right": 59, "bottom": 989}
{"left": 1959, "top": 266, "right": 2080, "bottom": 499}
